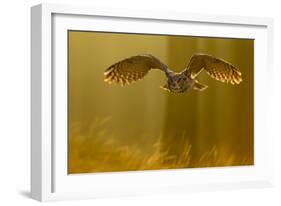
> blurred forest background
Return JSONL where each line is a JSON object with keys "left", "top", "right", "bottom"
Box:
{"left": 68, "top": 31, "right": 254, "bottom": 174}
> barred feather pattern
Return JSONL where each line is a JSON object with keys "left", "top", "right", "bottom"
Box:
{"left": 104, "top": 55, "right": 167, "bottom": 86}
{"left": 185, "top": 54, "right": 242, "bottom": 85}
{"left": 104, "top": 53, "right": 243, "bottom": 93}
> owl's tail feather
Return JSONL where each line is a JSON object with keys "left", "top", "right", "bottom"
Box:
{"left": 193, "top": 81, "right": 208, "bottom": 91}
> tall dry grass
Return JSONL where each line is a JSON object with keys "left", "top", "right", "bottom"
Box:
{"left": 68, "top": 118, "right": 253, "bottom": 174}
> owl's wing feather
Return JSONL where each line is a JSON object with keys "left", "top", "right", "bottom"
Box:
{"left": 104, "top": 54, "right": 169, "bottom": 85}
{"left": 184, "top": 54, "right": 242, "bottom": 85}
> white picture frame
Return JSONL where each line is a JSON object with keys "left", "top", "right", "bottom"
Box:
{"left": 31, "top": 3, "right": 274, "bottom": 202}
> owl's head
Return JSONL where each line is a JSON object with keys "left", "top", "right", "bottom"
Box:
{"left": 160, "top": 74, "right": 189, "bottom": 93}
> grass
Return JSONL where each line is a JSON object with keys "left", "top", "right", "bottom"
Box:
{"left": 68, "top": 117, "right": 253, "bottom": 174}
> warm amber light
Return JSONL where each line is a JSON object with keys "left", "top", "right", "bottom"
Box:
{"left": 68, "top": 31, "right": 254, "bottom": 174}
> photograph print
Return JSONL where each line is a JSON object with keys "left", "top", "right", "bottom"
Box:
{"left": 67, "top": 31, "right": 254, "bottom": 174}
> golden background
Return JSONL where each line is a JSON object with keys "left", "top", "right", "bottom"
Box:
{"left": 68, "top": 31, "right": 254, "bottom": 174}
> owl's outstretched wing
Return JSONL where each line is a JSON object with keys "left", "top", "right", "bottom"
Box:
{"left": 184, "top": 54, "right": 242, "bottom": 85}
{"left": 104, "top": 54, "right": 169, "bottom": 85}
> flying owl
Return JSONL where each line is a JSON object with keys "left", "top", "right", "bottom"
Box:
{"left": 104, "top": 54, "right": 242, "bottom": 93}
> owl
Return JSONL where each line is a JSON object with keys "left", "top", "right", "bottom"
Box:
{"left": 104, "top": 54, "right": 242, "bottom": 93}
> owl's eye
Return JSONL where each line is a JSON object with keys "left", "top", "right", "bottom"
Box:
{"left": 178, "top": 77, "right": 184, "bottom": 82}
